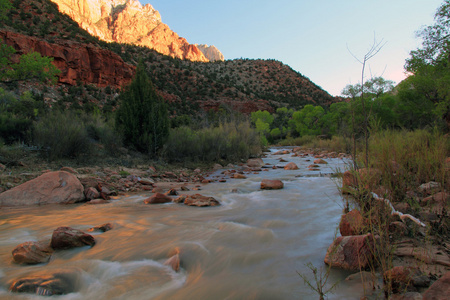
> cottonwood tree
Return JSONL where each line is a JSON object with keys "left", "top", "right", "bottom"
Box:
{"left": 115, "top": 61, "right": 169, "bottom": 156}
{"left": 347, "top": 35, "right": 386, "bottom": 167}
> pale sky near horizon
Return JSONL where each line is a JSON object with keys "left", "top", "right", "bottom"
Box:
{"left": 142, "top": 0, "right": 442, "bottom": 96}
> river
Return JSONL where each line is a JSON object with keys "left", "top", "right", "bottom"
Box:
{"left": 0, "top": 148, "right": 366, "bottom": 299}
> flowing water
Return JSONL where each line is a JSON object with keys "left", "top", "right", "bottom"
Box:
{"left": 0, "top": 149, "right": 365, "bottom": 299}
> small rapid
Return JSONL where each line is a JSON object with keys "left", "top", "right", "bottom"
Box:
{"left": 0, "top": 148, "right": 364, "bottom": 299}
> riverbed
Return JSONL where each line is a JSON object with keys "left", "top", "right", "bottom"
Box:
{"left": 0, "top": 148, "right": 366, "bottom": 299}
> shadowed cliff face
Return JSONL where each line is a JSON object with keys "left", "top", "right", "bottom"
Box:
{"left": 50, "top": 0, "right": 214, "bottom": 62}
{"left": 0, "top": 30, "right": 135, "bottom": 87}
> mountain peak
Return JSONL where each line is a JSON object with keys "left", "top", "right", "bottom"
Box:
{"left": 50, "top": 0, "right": 213, "bottom": 62}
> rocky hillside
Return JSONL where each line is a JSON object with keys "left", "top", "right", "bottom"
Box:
{"left": 48, "top": 0, "right": 221, "bottom": 62}
{"left": 0, "top": 0, "right": 336, "bottom": 115}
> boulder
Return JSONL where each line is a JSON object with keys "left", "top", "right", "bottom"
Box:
{"left": 233, "top": 173, "right": 247, "bottom": 179}
{"left": 284, "top": 162, "right": 299, "bottom": 170}
{"left": 0, "top": 171, "right": 85, "bottom": 206}
{"left": 260, "top": 179, "right": 284, "bottom": 190}
{"left": 144, "top": 193, "right": 172, "bottom": 204}
{"left": 313, "top": 159, "right": 328, "bottom": 164}
{"left": 184, "top": 194, "right": 220, "bottom": 207}
{"left": 88, "top": 223, "right": 113, "bottom": 232}
{"left": 423, "top": 271, "right": 450, "bottom": 300}
{"left": 165, "top": 189, "right": 178, "bottom": 196}
{"left": 173, "top": 195, "right": 187, "bottom": 204}
{"left": 50, "top": 227, "right": 95, "bottom": 250}
{"left": 139, "top": 178, "right": 155, "bottom": 186}
{"left": 339, "top": 209, "right": 365, "bottom": 236}
{"left": 324, "top": 233, "right": 375, "bottom": 271}
{"left": 9, "top": 268, "right": 81, "bottom": 296}
{"left": 247, "top": 158, "right": 264, "bottom": 168}
{"left": 84, "top": 187, "right": 100, "bottom": 201}
{"left": 418, "top": 182, "right": 441, "bottom": 195}
{"left": 421, "top": 192, "right": 450, "bottom": 207}
{"left": 12, "top": 241, "right": 53, "bottom": 264}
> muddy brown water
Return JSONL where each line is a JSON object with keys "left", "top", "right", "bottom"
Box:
{"left": 0, "top": 149, "right": 367, "bottom": 299}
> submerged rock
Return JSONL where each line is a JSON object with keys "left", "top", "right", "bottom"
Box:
{"left": 88, "top": 223, "right": 113, "bottom": 232}
{"left": 12, "top": 241, "right": 53, "bottom": 264}
{"left": 50, "top": 227, "right": 95, "bottom": 250}
{"left": 9, "top": 268, "right": 82, "bottom": 296}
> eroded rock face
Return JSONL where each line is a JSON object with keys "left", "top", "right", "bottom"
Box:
{"left": 0, "top": 171, "right": 85, "bottom": 207}
{"left": 50, "top": 0, "right": 213, "bottom": 62}
{"left": 324, "top": 233, "right": 375, "bottom": 271}
{"left": 195, "top": 44, "right": 224, "bottom": 62}
{"left": 10, "top": 268, "right": 81, "bottom": 296}
{"left": 12, "top": 241, "right": 53, "bottom": 265}
{"left": 0, "top": 30, "right": 135, "bottom": 88}
{"left": 50, "top": 227, "right": 95, "bottom": 250}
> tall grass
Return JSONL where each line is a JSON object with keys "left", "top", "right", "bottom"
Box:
{"left": 162, "top": 120, "right": 261, "bottom": 164}
{"left": 279, "top": 135, "right": 352, "bottom": 154}
{"left": 366, "top": 129, "right": 449, "bottom": 202}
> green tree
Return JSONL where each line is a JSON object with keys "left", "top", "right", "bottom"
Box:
{"left": 0, "top": 43, "right": 61, "bottom": 84}
{"left": 292, "top": 105, "right": 325, "bottom": 136}
{"left": 405, "top": 0, "right": 450, "bottom": 130}
{"left": 0, "top": 0, "right": 12, "bottom": 20}
{"left": 115, "top": 61, "right": 169, "bottom": 156}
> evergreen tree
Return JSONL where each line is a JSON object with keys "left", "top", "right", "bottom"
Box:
{"left": 115, "top": 61, "right": 169, "bottom": 156}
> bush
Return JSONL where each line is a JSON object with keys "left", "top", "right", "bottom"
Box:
{"left": 163, "top": 120, "right": 261, "bottom": 164}
{"left": 33, "top": 111, "right": 92, "bottom": 160}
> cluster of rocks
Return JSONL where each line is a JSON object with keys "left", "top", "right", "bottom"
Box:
{"left": 331, "top": 163, "right": 450, "bottom": 298}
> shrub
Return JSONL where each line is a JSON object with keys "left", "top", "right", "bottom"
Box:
{"left": 33, "top": 111, "right": 91, "bottom": 160}
{"left": 163, "top": 120, "right": 261, "bottom": 164}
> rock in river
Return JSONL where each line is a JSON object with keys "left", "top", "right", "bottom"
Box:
{"left": 260, "top": 179, "right": 284, "bottom": 190}
{"left": 12, "top": 241, "right": 53, "bottom": 264}
{"left": 50, "top": 227, "right": 95, "bottom": 250}
{"left": 184, "top": 194, "right": 220, "bottom": 207}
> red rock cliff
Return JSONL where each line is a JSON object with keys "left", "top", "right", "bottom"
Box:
{"left": 50, "top": 0, "right": 211, "bottom": 62}
{"left": 0, "top": 30, "right": 135, "bottom": 87}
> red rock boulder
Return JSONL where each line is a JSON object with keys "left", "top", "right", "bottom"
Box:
{"left": 324, "top": 233, "right": 375, "bottom": 271}
{"left": 184, "top": 194, "right": 220, "bottom": 207}
{"left": 339, "top": 209, "right": 365, "bottom": 236}
{"left": 50, "top": 227, "right": 95, "bottom": 250}
{"left": 247, "top": 158, "right": 264, "bottom": 168}
{"left": 12, "top": 241, "right": 53, "bottom": 264}
{"left": 284, "top": 162, "right": 299, "bottom": 170}
{"left": 144, "top": 193, "right": 172, "bottom": 204}
{"left": 260, "top": 179, "right": 284, "bottom": 190}
{"left": 0, "top": 171, "right": 85, "bottom": 207}
{"left": 423, "top": 271, "right": 450, "bottom": 300}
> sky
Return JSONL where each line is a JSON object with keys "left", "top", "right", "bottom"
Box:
{"left": 142, "top": 0, "right": 443, "bottom": 96}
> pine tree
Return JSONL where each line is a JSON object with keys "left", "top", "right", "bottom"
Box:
{"left": 115, "top": 61, "right": 169, "bottom": 156}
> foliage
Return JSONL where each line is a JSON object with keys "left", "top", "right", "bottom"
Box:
{"left": 33, "top": 110, "right": 92, "bottom": 160}
{"left": 163, "top": 120, "right": 261, "bottom": 164}
{"left": 115, "top": 61, "right": 169, "bottom": 156}
{"left": 292, "top": 104, "right": 325, "bottom": 136}
{"left": 0, "top": 0, "right": 12, "bottom": 20}
{"left": 0, "top": 42, "right": 61, "bottom": 84}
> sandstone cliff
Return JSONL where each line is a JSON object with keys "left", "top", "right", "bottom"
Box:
{"left": 195, "top": 44, "right": 224, "bottom": 62}
{"left": 0, "top": 30, "right": 135, "bottom": 87}
{"left": 50, "top": 0, "right": 214, "bottom": 62}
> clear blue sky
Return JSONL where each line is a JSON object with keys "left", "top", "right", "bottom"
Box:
{"left": 142, "top": 0, "right": 442, "bottom": 96}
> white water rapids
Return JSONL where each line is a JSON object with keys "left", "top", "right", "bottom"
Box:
{"left": 0, "top": 148, "right": 369, "bottom": 299}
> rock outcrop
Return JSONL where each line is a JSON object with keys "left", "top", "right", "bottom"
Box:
{"left": 0, "top": 171, "right": 85, "bottom": 207}
{"left": 50, "top": 0, "right": 216, "bottom": 62}
{"left": 195, "top": 44, "right": 224, "bottom": 62}
{"left": 0, "top": 30, "right": 135, "bottom": 87}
